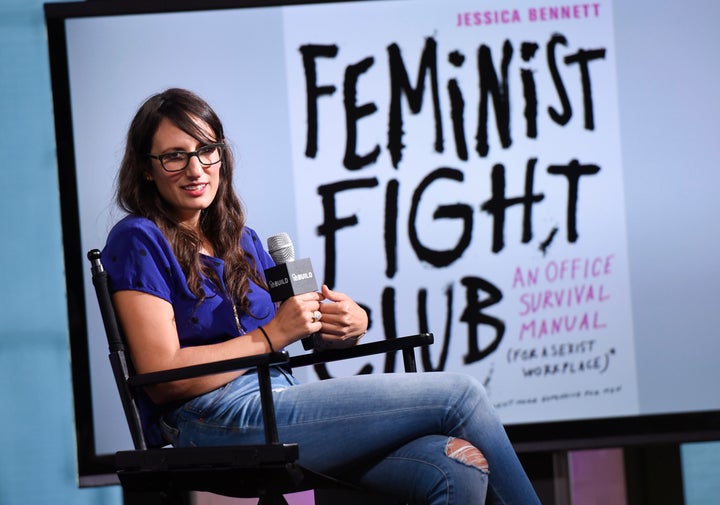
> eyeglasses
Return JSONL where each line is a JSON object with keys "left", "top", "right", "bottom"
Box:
{"left": 148, "top": 143, "right": 225, "bottom": 173}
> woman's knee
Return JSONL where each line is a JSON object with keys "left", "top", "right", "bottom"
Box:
{"left": 446, "top": 437, "right": 489, "bottom": 473}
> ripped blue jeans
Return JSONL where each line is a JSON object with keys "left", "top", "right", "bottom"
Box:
{"left": 161, "top": 368, "right": 540, "bottom": 505}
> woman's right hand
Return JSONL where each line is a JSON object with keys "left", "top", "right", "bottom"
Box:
{"left": 262, "top": 291, "right": 325, "bottom": 348}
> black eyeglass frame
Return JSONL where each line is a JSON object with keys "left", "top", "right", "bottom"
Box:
{"left": 147, "top": 143, "right": 226, "bottom": 173}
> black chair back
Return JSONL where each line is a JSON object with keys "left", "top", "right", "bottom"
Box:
{"left": 88, "top": 249, "right": 148, "bottom": 450}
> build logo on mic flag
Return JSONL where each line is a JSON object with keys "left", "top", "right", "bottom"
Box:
{"left": 265, "top": 258, "right": 318, "bottom": 302}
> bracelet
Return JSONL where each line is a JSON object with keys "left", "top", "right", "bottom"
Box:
{"left": 258, "top": 326, "right": 275, "bottom": 352}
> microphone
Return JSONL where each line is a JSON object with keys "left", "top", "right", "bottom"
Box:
{"left": 267, "top": 232, "right": 295, "bottom": 265}
{"left": 265, "top": 233, "right": 320, "bottom": 350}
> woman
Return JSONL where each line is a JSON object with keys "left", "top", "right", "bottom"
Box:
{"left": 102, "top": 88, "right": 541, "bottom": 505}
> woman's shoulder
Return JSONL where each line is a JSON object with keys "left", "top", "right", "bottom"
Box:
{"left": 107, "top": 215, "right": 162, "bottom": 240}
{"left": 241, "top": 225, "right": 260, "bottom": 245}
{"left": 101, "top": 215, "right": 178, "bottom": 300}
{"left": 240, "top": 225, "right": 264, "bottom": 256}
{"left": 241, "top": 226, "right": 274, "bottom": 269}
{"left": 104, "top": 215, "right": 174, "bottom": 262}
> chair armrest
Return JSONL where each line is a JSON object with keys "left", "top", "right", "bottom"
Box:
{"left": 288, "top": 333, "right": 434, "bottom": 369}
{"left": 127, "top": 333, "right": 434, "bottom": 387}
{"left": 127, "top": 351, "right": 290, "bottom": 388}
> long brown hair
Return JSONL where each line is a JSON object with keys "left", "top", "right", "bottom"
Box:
{"left": 116, "top": 88, "right": 266, "bottom": 313}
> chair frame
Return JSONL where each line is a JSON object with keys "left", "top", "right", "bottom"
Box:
{"left": 87, "top": 249, "right": 434, "bottom": 504}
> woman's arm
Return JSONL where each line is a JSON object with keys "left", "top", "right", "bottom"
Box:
{"left": 113, "top": 289, "right": 323, "bottom": 404}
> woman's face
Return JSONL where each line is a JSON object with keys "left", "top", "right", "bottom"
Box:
{"left": 147, "top": 117, "right": 221, "bottom": 226}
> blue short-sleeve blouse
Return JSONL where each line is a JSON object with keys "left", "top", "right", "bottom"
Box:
{"left": 101, "top": 215, "right": 278, "bottom": 446}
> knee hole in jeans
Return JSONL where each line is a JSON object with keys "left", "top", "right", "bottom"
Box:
{"left": 445, "top": 437, "right": 489, "bottom": 472}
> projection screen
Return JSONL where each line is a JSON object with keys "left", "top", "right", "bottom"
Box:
{"left": 44, "top": 0, "right": 720, "bottom": 482}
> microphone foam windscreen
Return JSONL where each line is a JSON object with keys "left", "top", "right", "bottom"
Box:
{"left": 267, "top": 232, "right": 295, "bottom": 264}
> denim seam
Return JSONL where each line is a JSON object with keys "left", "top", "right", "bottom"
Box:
{"left": 445, "top": 387, "right": 484, "bottom": 438}
{"left": 383, "top": 455, "right": 452, "bottom": 505}
{"left": 276, "top": 404, "right": 440, "bottom": 429}
{"left": 177, "top": 403, "right": 440, "bottom": 434}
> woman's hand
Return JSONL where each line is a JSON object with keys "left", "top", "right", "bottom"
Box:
{"left": 263, "top": 290, "right": 325, "bottom": 347}
{"left": 314, "top": 284, "right": 368, "bottom": 349}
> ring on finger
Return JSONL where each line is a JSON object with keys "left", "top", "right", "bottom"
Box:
{"left": 312, "top": 310, "right": 322, "bottom": 322}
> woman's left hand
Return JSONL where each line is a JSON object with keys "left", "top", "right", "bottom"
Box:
{"left": 314, "top": 284, "right": 368, "bottom": 348}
